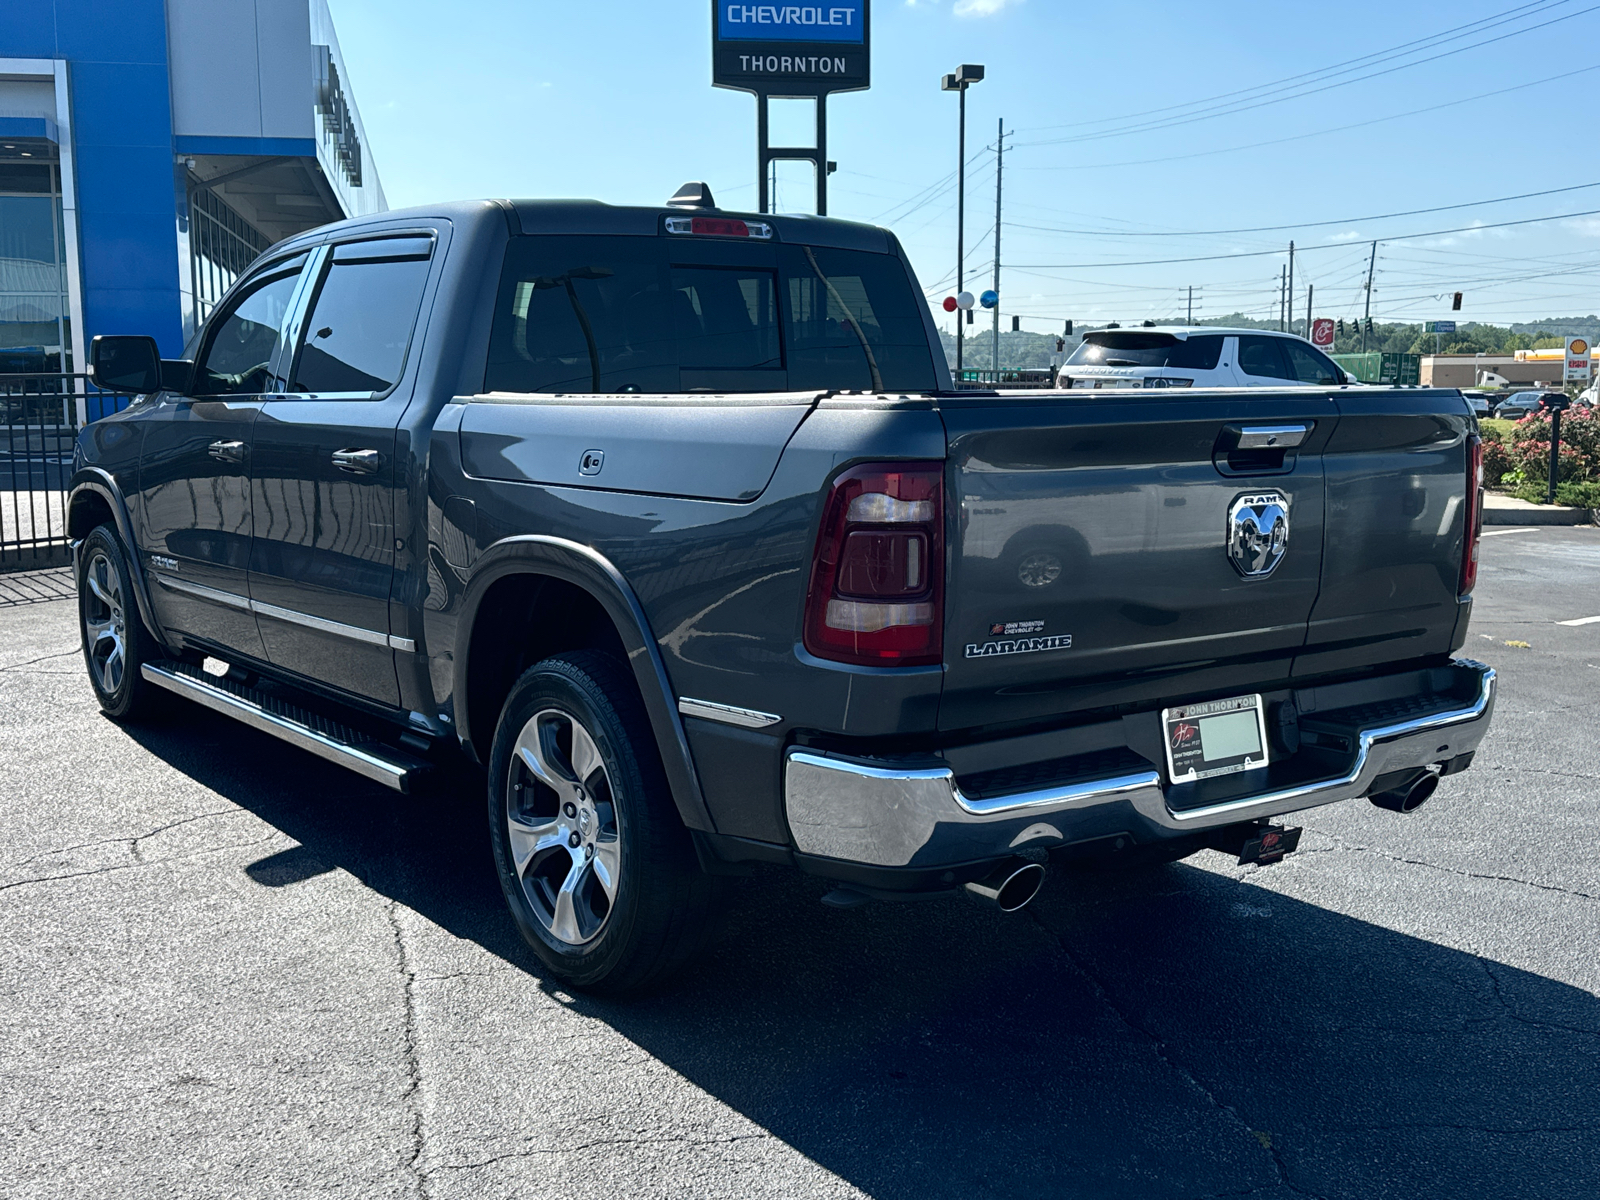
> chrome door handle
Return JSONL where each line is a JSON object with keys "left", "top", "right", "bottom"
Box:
{"left": 331, "top": 448, "right": 382, "bottom": 474}
{"left": 1236, "top": 424, "right": 1309, "bottom": 449}
{"left": 208, "top": 439, "right": 247, "bottom": 463}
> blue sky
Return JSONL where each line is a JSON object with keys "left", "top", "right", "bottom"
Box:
{"left": 331, "top": 0, "right": 1600, "bottom": 331}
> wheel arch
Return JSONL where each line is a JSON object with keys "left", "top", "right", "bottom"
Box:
{"left": 455, "top": 536, "right": 714, "bottom": 834}
{"left": 67, "top": 469, "right": 167, "bottom": 646}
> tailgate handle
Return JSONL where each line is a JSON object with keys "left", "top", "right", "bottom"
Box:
{"left": 1236, "top": 424, "right": 1309, "bottom": 449}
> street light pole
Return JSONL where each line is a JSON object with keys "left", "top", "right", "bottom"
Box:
{"left": 942, "top": 64, "right": 984, "bottom": 376}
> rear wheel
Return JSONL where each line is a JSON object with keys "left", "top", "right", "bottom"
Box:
{"left": 77, "top": 524, "right": 166, "bottom": 721}
{"left": 486, "top": 651, "right": 719, "bottom": 994}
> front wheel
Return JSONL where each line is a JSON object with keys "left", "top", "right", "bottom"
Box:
{"left": 77, "top": 524, "right": 166, "bottom": 721}
{"left": 486, "top": 651, "right": 719, "bottom": 995}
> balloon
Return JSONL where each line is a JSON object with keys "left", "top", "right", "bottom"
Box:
{"left": 956, "top": 291, "right": 975, "bottom": 310}
{"left": 942, "top": 296, "right": 958, "bottom": 312}
{"left": 980, "top": 290, "right": 998, "bottom": 309}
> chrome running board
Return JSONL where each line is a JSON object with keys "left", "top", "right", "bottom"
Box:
{"left": 141, "top": 661, "right": 426, "bottom": 793}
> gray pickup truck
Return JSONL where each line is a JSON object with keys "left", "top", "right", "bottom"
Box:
{"left": 73, "top": 189, "right": 1494, "bottom": 993}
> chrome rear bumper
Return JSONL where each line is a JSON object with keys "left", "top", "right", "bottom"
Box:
{"left": 784, "top": 660, "right": 1495, "bottom": 869}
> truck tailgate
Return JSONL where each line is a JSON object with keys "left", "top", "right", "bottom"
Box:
{"left": 938, "top": 391, "right": 1337, "bottom": 732}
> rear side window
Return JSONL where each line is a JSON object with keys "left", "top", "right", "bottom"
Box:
{"left": 1066, "top": 332, "right": 1222, "bottom": 371}
{"left": 1282, "top": 340, "right": 1341, "bottom": 386}
{"left": 1238, "top": 335, "right": 1291, "bottom": 379}
{"left": 485, "top": 235, "right": 936, "bottom": 394}
{"left": 290, "top": 238, "right": 434, "bottom": 395}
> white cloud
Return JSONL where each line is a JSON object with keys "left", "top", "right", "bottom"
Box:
{"left": 954, "top": 0, "right": 1022, "bottom": 16}
{"left": 1566, "top": 216, "right": 1600, "bottom": 238}
{"left": 1328, "top": 230, "right": 1362, "bottom": 242}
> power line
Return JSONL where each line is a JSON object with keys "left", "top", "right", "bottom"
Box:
{"left": 1014, "top": 0, "right": 1574, "bottom": 135}
{"left": 1014, "top": 3, "right": 1600, "bottom": 148}
{"left": 1011, "top": 63, "right": 1600, "bottom": 173}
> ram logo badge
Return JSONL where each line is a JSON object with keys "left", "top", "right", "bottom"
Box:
{"left": 1227, "top": 491, "right": 1290, "bottom": 578}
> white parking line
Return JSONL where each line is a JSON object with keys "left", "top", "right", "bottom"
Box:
{"left": 1557, "top": 615, "right": 1600, "bottom": 626}
{"left": 1481, "top": 527, "right": 1540, "bottom": 537}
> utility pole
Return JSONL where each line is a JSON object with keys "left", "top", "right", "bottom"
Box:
{"left": 1362, "top": 240, "right": 1377, "bottom": 353}
{"left": 1279, "top": 266, "right": 1286, "bottom": 331}
{"left": 992, "top": 118, "right": 1004, "bottom": 375}
{"left": 1305, "top": 283, "right": 1313, "bottom": 341}
{"left": 1187, "top": 285, "right": 1193, "bottom": 324}
{"left": 1287, "top": 241, "right": 1295, "bottom": 333}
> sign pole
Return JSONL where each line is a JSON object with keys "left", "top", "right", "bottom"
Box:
{"left": 1548, "top": 408, "right": 1562, "bottom": 505}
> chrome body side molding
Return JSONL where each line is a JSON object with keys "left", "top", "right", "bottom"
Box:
{"left": 152, "top": 573, "right": 415, "bottom": 652}
{"left": 677, "top": 697, "right": 782, "bottom": 729}
{"left": 785, "top": 662, "right": 1496, "bottom": 868}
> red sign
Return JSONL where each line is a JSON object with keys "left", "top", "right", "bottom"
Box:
{"left": 1311, "top": 318, "right": 1335, "bottom": 349}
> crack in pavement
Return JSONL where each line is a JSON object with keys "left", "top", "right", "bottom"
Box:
{"left": 432, "top": 1132, "right": 774, "bottom": 1173}
{"left": 6, "top": 808, "right": 243, "bottom": 868}
{"left": 1478, "top": 956, "right": 1600, "bottom": 1039}
{"left": 386, "top": 901, "right": 430, "bottom": 1199}
{"left": 1296, "top": 830, "right": 1599, "bottom": 904}
{"left": 1028, "top": 909, "right": 1330, "bottom": 1200}
{"left": 0, "top": 833, "right": 278, "bottom": 892}
{"left": 0, "top": 647, "right": 79, "bottom": 673}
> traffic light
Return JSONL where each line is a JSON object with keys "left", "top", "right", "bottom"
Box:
{"left": 965, "top": 309, "right": 974, "bottom": 325}
{"left": 1337, "top": 318, "right": 1345, "bottom": 335}
{"left": 1011, "top": 315, "right": 1020, "bottom": 332}
{"left": 1063, "top": 320, "right": 1073, "bottom": 336}
{"left": 1365, "top": 316, "right": 1374, "bottom": 335}
{"left": 1452, "top": 292, "right": 1463, "bottom": 311}
{"left": 1055, "top": 337, "right": 1065, "bottom": 353}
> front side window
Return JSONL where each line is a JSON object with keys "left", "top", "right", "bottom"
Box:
{"left": 1283, "top": 340, "right": 1341, "bottom": 385}
{"left": 484, "top": 235, "right": 936, "bottom": 394}
{"left": 194, "top": 254, "right": 306, "bottom": 396}
{"left": 1237, "top": 335, "right": 1292, "bottom": 380}
{"left": 290, "top": 238, "right": 433, "bottom": 395}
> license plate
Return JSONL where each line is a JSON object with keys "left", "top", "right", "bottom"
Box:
{"left": 1162, "top": 693, "right": 1270, "bottom": 784}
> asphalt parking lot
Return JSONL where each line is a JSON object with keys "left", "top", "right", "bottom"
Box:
{"left": 2, "top": 527, "right": 1597, "bottom": 1200}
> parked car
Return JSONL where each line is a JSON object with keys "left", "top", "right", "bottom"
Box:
{"left": 1060, "top": 326, "right": 1359, "bottom": 390}
{"left": 70, "top": 192, "right": 1496, "bottom": 994}
{"left": 1493, "top": 391, "right": 1548, "bottom": 420}
{"left": 1458, "top": 389, "right": 1494, "bottom": 419}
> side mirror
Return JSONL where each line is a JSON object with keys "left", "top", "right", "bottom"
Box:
{"left": 159, "top": 359, "right": 195, "bottom": 394}
{"left": 90, "top": 335, "right": 161, "bottom": 393}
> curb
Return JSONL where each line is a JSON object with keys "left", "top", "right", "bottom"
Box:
{"left": 1483, "top": 499, "right": 1594, "bottom": 526}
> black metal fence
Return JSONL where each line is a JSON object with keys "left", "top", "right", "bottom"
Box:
{"left": 0, "top": 373, "right": 130, "bottom": 571}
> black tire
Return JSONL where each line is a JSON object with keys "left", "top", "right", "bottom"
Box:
{"left": 77, "top": 524, "right": 168, "bottom": 721}
{"left": 486, "top": 650, "right": 720, "bottom": 995}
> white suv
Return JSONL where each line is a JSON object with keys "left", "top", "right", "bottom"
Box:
{"left": 1061, "top": 326, "right": 1354, "bottom": 390}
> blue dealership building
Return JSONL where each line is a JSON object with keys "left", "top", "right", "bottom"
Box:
{"left": 0, "top": 0, "right": 384, "bottom": 387}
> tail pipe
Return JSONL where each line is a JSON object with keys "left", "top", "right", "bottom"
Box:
{"left": 1369, "top": 769, "right": 1440, "bottom": 814}
{"left": 964, "top": 858, "right": 1046, "bottom": 912}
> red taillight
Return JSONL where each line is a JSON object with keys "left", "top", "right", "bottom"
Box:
{"left": 663, "top": 216, "right": 774, "bottom": 239}
{"left": 1460, "top": 433, "right": 1484, "bottom": 596}
{"left": 804, "top": 463, "right": 944, "bottom": 666}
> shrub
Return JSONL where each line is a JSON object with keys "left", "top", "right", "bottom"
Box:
{"left": 1511, "top": 479, "right": 1600, "bottom": 508}
{"left": 1508, "top": 440, "right": 1588, "bottom": 485}
{"left": 1482, "top": 438, "right": 1514, "bottom": 486}
{"left": 1478, "top": 417, "right": 1516, "bottom": 445}
{"left": 1507, "top": 408, "right": 1600, "bottom": 480}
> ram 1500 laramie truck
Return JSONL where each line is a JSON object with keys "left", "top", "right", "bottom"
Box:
{"left": 72, "top": 191, "right": 1495, "bottom": 993}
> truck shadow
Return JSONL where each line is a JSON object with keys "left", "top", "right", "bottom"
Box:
{"left": 122, "top": 709, "right": 1600, "bottom": 1200}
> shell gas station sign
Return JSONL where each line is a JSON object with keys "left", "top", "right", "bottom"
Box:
{"left": 1565, "top": 336, "right": 1591, "bottom": 382}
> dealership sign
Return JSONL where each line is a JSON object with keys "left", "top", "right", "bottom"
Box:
{"left": 713, "top": 0, "right": 870, "bottom": 93}
{"left": 1565, "top": 335, "right": 1591, "bottom": 382}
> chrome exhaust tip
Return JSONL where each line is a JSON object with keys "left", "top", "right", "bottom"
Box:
{"left": 1369, "top": 770, "right": 1440, "bottom": 814}
{"left": 964, "top": 859, "right": 1046, "bottom": 913}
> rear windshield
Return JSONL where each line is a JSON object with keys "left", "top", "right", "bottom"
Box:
{"left": 485, "top": 235, "right": 937, "bottom": 394}
{"left": 1065, "top": 332, "right": 1224, "bottom": 371}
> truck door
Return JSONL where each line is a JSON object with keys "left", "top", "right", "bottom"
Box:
{"left": 134, "top": 251, "right": 308, "bottom": 658}
{"left": 247, "top": 234, "right": 437, "bottom": 706}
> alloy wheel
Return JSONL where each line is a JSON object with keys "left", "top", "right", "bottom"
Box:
{"left": 505, "top": 708, "right": 621, "bottom": 947}
{"left": 83, "top": 550, "right": 128, "bottom": 696}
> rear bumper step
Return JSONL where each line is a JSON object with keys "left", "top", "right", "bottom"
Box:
{"left": 141, "top": 661, "right": 427, "bottom": 793}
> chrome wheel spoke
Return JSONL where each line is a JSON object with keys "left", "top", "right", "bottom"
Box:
{"left": 506, "top": 815, "right": 564, "bottom": 875}
{"left": 569, "top": 722, "right": 603, "bottom": 790}
{"left": 549, "top": 853, "right": 588, "bottom": 945}
{"left": 513, "top": 719, "right": 574, "bottom": 799}
{"left": 591, "top": 841, "right": 620, "bottom": 901}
